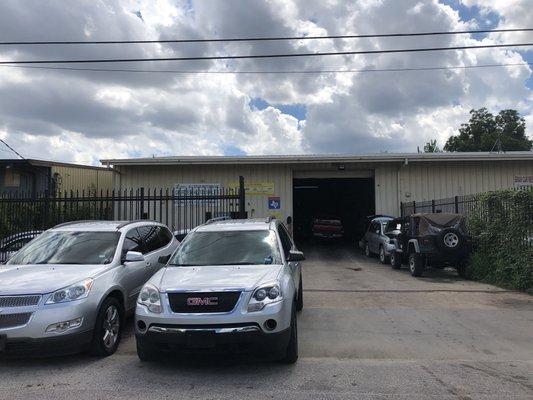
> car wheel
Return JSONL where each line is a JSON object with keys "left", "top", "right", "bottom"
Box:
{"left": 90, "top": 297, "right": 124, "bottom": 357}
{"left": 390, "top": 251, "right": 402, "bottom": 269}
{"left": 364, "top": 243, "right": 371, "bottom": 257}
{"left": 408, "top": 253, "right": 425, "bottom": 277}
{"left": 136, "top": 339, "right": 156, "bottom": 362}
{"left": 379, "top": 246, "right": 389, "bottom": 264}
{"left": 296, "top": 275, "right": 304, "bottom": 312}
{"left": 281, "top": 305, "right": 298, "bottom": 364}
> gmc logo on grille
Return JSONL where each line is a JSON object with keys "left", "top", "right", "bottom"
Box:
{"left": 187, "top": 297, "right": 219, "bottom": 306}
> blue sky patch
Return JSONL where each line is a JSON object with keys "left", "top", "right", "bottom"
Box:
{"left": 249, "top": 97, "right": 307, "bottom": 120}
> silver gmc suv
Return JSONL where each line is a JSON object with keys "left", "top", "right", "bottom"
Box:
{"left": 0, "top": 220, "right": 178, "bottom": 357}
{"left": 135, "top": 218, "right": 304, "bottom": 363}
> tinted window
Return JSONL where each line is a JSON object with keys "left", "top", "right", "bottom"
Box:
{"left": 138, "top": 225, "right": 173, "bottom": 253}
{"left": 169, "top": 230, "right": 282, "bottom": 266}
{"left": 8, "top": 231, "right": 120, "bottom": 265}
{"left": 122, "top": 228, "right": 144, "bottom": 254}
{"left": 278, "top": 225, "right": 293, "bottom": 257}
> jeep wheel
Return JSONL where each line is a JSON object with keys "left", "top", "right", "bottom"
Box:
{"left": 408, "top": 253, "right": 425, "bottom": 277}
{"left": 379, "top": 246, "right": 389, "bottom": 264}
{"left": 438, "top": 228, "right": 465, "bottom": 254}
{"left": 296, "top": 275, "right": 304, "bottom": 312}
{"left": 281, "top": 305, "right": 298, "bottom": 364}
{"left": 90, "top": 297, "right": 124, "bottom": 357}
{"left": 390, "top": 251, "right": 402, "bottom": 269}
{"left": 364, "top": 243, "right": 371, "bottom": 257}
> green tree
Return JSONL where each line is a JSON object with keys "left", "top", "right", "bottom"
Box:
{"left": 444, "top": 108, "right": 532, "bottom": 152}
{"left": 424, "top": 139, "right": 441, "bottom": 153}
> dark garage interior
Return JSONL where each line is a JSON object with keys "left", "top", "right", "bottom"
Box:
{"left": 292, "top": 178, "right": 375, "bottom": 244}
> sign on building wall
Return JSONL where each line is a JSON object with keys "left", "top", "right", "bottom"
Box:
{"left": 268, "top": 196, "right": 281, "bottom": 210}
{"left": 514, "top": 176, "right": 533, "bottom": 189}
{"left": 173, "top": 183, "right": 221, "bottom": 205}
{"left": 230, "top": 181, "right": 275, "bottom": 196}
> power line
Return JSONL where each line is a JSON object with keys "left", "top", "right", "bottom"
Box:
{"left": 0, "top": 138, "right": 25, "bottom": 160}
{"left": 1, "top": 28, "right": 532, "bottom": 45}
{"left": 1, "top": 42, "right": 532, "bottom": 64}
{"left": 2, "top": 62, "right": 531, "bottom": 75}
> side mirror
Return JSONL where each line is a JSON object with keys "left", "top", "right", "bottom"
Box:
{"left": 158, "top": 254, "right": 171, "bottom": 264}
{"left": 287, "top": 250, "right": 305, "bottom": 262}
{"left": 123, "top": 251, "right": 145, "bottom": 263}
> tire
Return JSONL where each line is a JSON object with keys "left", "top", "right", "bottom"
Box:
{"left": 379, "top": 245, "right": 389, "bottom": 264}
{"left": 437, "top": 228, "right": 465, "bottom": 254}
{"left": 90, "top": 297, "right": 124, "bottom": 357}
{"left": 408, "top": 253, "right": 425, "bottom": 277}
{"left": 281, "top": 305, "right": 298, "bottom": 364}
{"left": 390, "top": 251, "right": 402, "bottom": 269}
{"left": 456, "top": 262, "right": 468, "bottom": 278}
{"left": 296, "top": 275, "right": 303, "bottom": 312}
{"left": 364, "top": 243, "right": 371, "bottom": 257}
{"left": 136, "top": 339, "right": 156, "bottom": 362}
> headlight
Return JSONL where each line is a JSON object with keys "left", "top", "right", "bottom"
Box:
{"left": 248, "top": 283, "right": 282, "bottom": 312}
{"left": 138, "top": 283, "right": 162, "bottom": 313}
{"left": 45, "top": 278, "right": 94, "bottom": 304}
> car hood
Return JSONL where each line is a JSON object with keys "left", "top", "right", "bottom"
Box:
{"left": 156, "top": 265, "right": 283, "bottom": 292}
{"left": 0, "top": 264, "right": 108, "bottom": 295}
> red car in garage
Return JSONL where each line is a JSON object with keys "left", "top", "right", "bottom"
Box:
{"left": 311, "top": 215, "right": 344, "bottom": 240}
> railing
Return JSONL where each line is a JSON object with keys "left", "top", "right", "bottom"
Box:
{"left": 0, "top": 176, "right": 246, "bottom": 241}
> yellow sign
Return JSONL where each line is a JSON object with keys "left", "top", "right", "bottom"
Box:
{"left": 230, "top": 181, "right": 275, "bottom": 196}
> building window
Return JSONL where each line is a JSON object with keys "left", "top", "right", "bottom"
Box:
{"left": 4, "top": 168, "right": 21, "bottom": 187}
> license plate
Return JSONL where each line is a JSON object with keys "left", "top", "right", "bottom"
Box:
{"left": 185, "top": 332, "right": 216, "bottom": 348}
{"left": 0, "top": 335, "right": 6, "bottom": 352}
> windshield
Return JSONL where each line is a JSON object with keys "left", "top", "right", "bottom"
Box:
{"left": 7, "top": 231, "right": 120, "bottom": 265}
{"left": 169, "top": 230, "right": 282, "bottom": 267}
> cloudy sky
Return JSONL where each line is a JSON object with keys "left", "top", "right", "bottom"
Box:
{"left": 0, "top": 0, "right": 532, "bottom": 165}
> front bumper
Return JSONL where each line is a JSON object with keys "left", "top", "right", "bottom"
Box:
{"left": 136, "top": 323, "right": 290, "bottom": 355}
{"left": 0, "top": 296, "right": 97, "bottom": 355}
{"left": 135, "top": 290, "right": 292, "bottom": 354}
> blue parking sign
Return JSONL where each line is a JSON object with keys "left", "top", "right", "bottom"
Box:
{"left": 268, "top": 196, "right": 281, "bottom": 210}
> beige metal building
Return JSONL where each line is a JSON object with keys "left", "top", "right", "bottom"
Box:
{"left": 101, "top": 152, "right": 533, "bottom": 237}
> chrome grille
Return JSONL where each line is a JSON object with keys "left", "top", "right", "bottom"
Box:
{"left": 0, "top": 313, "right": 32, "bottom": 329}
{"left": 0, "top": 295, "right": 41, "bottom": 308}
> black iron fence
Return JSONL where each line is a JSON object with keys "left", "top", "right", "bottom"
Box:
{"left": 0, "top": 176, "right": 246, "bottom": 241}
{"left": 400, "top": 194, "right": 478, "bottom": 216}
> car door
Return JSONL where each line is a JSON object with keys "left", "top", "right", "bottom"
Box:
{"left": 137, "top": 225, "right": 175, "bottom": 278}
{"left": 120, "top": 227, "right": 150, "bottom": 310}
{"left": 279, "top": 224, "right": 301, "bottom": 289}
{"left": 368, "top": 222, "right": 380, "bottom": 253}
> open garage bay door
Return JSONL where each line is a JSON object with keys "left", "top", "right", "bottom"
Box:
{"left": 293, "top": 178, "right": 375, "bottom": 243}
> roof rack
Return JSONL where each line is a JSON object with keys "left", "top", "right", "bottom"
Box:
{"left": 265, "top": 216, "right": 276, "bottom": 223}
{"left": 205, "top": 216, "right": 233, "bottom": 225}
{"left": 53, "top": 220, "right": 97, "bottom": 228}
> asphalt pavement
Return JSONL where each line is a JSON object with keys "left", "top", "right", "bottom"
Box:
{"left": 1, "top": 243, "right": 532, "bottom": 399}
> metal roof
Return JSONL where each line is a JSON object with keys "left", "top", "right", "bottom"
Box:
{"left": 101, "top": 152, "right": 533, "bottom": 166}
{"left": 1, "top": 158, "right": 113, "bottom": 171}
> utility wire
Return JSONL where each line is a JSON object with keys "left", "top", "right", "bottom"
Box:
{"left": 0, "top": 138, "right": 25, "bottom": 160}
{"left": 1, "top": 28, "right": 532, "bottom": 45}
{"left": 2, "top": 62, "right": 531, "bottom": 75}
{"left": 1, "top": 42, "right": 532, "bottom": 64}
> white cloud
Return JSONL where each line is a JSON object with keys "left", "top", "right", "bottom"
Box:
{"left": 0, "top": 0, "right": 531, "bottom": 165}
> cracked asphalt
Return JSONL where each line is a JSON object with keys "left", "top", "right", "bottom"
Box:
{"left": 1, "top": 243, "right": 532, "bottom": 399}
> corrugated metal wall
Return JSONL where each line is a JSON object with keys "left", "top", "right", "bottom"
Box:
{"left": 51, "top": 165, "right": 114, "bottom": 194}
{"left": 398, "top": 161, "right": 533, "bottom": 204}
{"left": 115, "top": 164, "right": 293, "bottom": 223}
{"left": 113, "top": 159, "right": 533, "bottom": 222}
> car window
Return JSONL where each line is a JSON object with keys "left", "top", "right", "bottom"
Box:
{"left": 137, "top": 225, "right": 173, "bottom": 253}
{"left": 278, "top": 225, "right": 293, "bottom": 258}
{"left": 8, "top": 231, "right": 120, "bottom": 265}
{"left": 169, "top": 230, "right": 282, "bottom": 266}
{"left": 122, "top": 228, "right": 144, "bottom": 254}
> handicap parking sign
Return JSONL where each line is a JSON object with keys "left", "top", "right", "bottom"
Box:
{"left": 268, "top": 196, "right": 281, "bottom": 210}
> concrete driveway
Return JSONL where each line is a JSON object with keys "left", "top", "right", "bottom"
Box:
{"left": 1, "top": 244, "right": 532, "bottom": 399}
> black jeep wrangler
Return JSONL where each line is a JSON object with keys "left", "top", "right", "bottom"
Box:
{"left": 386, "top": 213, "right": 471, "bottom": 277}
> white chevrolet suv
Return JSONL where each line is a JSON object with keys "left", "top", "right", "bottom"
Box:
{"left": 135, "top": 218, "right": 304, "bottom": 363}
